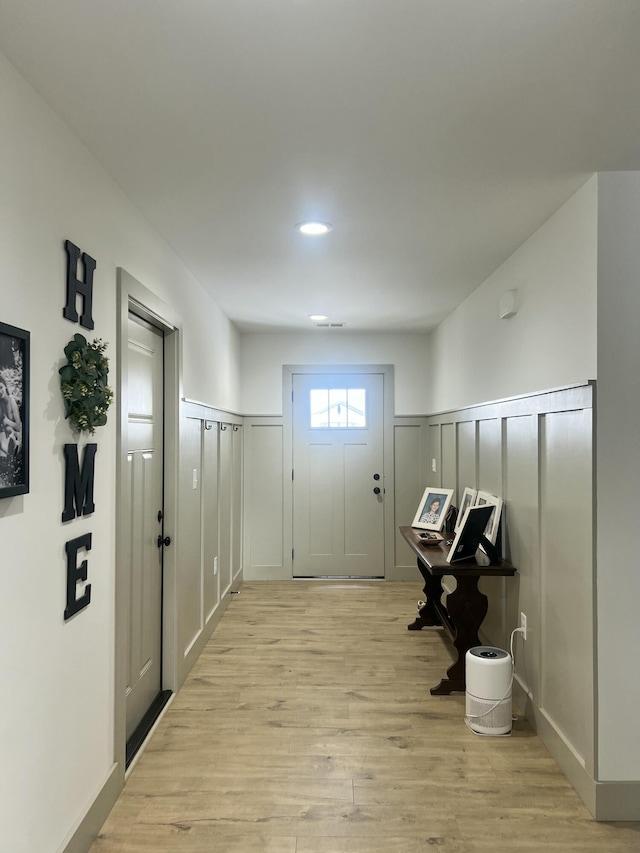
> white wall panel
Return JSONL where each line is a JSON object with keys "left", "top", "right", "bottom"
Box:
{"left": 394, "top": 423, "right": 424, "bottom": 568}
{"left": 441, "top": 423, "right": 456, "bottom": 491}
{"left": 540, "top": 409, "right": 593, "bottom": 769}
{"left": 244, "top": 423, "right": 284, "bottom": 572}
{"left": 178, "top": 418, "right": 203, "bottom": 657}
{"left": 477, "top": 418, "right": 501, "bottom": 496}
{"left": 428, "top": 424, "right": 441, "bottom": 487}
{"left": 231, "top": 425, "right": 243, "bottom": 582}
{"left": 456, "top": 420, "right": 476, "bottom": 499}
{"left": 218, "top": 424, "right": 233, "bottom": 596}
{"left": 503, "top": 414, "right": 539, "bottom": 696}
{"left": 477, "top": 417, "right": 503, "bottom": 643}
{"left": 202, "top": 422, "right": 220, "bottom": 622}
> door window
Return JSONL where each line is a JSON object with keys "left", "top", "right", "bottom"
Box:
{"left": 309, "top": 388, "right": 366, "bottom": 428}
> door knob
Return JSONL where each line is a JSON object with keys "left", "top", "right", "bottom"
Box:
{"left": 373, "top": 487, "right": 381, "bottom": 495}
{"left": 373, "top": 473, "right": 380, "bottom": 480}
{"left": 157, "top": 535, "right": 171, "bottom": 548}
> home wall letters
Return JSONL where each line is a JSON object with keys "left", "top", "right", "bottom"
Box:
{"left": 62, "top": 239, "right": 97, "bottom": 621}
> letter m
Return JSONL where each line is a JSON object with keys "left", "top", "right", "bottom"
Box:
{"left": 62, "top": 443, "right": 97, "bottom": 521}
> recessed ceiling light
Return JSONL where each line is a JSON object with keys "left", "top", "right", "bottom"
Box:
{"left": 309, "top": 314, "right": 329, "bottom": 322}
{"left": 297, "top": 221, "right": 333, "bottom": 236}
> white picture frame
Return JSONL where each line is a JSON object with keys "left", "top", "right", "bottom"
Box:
{"left": 411, "top": 487, "right": 454, "bottom": 531}
{"left": 454, "top": 487, "right": 477, "bottom": 533}
{"left": 475, "top": 490, "right": 503, "bottom": 545}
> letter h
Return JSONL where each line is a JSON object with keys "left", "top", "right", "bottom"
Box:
{"left": 63, "top": 239, "right": 96, "bottom": 330}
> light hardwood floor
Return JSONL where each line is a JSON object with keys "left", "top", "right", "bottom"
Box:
{"left": 91, "top": 581, "right": 640, "bottom": 852}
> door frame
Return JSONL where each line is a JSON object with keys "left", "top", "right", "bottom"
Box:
{"left": 283, "top": 364, "right": 395, "bottom": 579}
{"left": 114, "top": 269, "right": 183, "bottom": 779}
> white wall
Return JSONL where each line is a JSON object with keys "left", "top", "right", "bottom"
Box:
{"left": 0, "top": 50, "right": 240, "bottom": 853}
{"left": 427, "top": 177, "right": 598, "bottom": 413}
{"left": 595, "top": 172, "right": 640, "bottom": 782}
{"left": 240, "top": 331, "right": 431, "bottom": 415}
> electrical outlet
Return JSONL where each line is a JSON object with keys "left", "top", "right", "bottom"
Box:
{"left": 520, "top": 611, "right": 527, "bottom": 641}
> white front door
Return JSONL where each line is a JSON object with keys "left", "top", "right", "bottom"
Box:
{"left": 292, "top": 372, "right": 385, "bottom": 577}
{"left": 124, "top": 314, "right": 164, "bottom": 740}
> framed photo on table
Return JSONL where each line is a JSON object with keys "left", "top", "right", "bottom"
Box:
{"left": 446, "top": 504, "right": 495, "bottom": 563}
{"left": 411, "top": 487, "right": 454, "bottom": 531}
{"left": 454, "top": 487, "right": 477, "bottom": 533}
{"left": 0, "top": 321, "right": 29, "bottom": 498}
{"left": 475, "top": 491, "right": 503, "bottom": 545}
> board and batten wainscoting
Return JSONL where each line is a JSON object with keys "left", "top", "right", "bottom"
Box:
{"left": 178, "top": 401, "right": 243, "bottom": 686}
{"left": 394, "top": 382, "right": 602, "bottom": 817}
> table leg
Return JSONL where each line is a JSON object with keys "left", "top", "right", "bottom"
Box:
{"left": 407, "top": 562, "right": 445, "bottom": 630}
{"left": 430, "top": 575, "right": 488, "bottom": 695}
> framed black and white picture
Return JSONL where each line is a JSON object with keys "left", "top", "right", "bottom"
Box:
{"left": 454, "top": 487, "right": 477, "bottom": 532}
{"left": 475, "top": 490, "right": 503, "bottom": 545}
{"left": 411, "top": 486, "right": 454, "bottom": 531}
{"left": 0, "top": 322, "right": 29, "bottom": 498}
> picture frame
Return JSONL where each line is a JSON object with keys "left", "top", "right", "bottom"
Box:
{"left": 454, "top": 487, "right": 477, "bottom": 532}
{"left": 0, "top": 321, "right": 30, "bottom": 498}
{"left": 446, "top": 504, "right": 495, "bottom": 563}
{"left": 475, "top": 490, "right": 503, "bottom": 545}
{"left": 411, "top": 486, "right": 454, "bottom": 531}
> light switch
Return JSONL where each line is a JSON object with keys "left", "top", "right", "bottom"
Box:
{"left": 192, "top": 469, "right": 198, "bottom": 489}
{"left": 431, "top": 458, "right": 437, "bottom": 473}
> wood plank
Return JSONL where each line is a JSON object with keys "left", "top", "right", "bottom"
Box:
{"left": 91, "top": 581, "right": 640, "bottom": 852}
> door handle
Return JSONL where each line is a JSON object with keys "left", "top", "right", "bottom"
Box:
{"left": 157, "top": 535, "right": 171, "bottom": 548}
{"left": 373, "top": 487, "right": 381, "bottom": 495}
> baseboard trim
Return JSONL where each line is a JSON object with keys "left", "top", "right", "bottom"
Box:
{"left": 533, "top": 707, "right": 597, "bottom": 817}
{"left": 594, "top": 780, "right": 640, "bottom": 821}
{"left": 242, "top": 566, "right": 422, "bottom": 582}
{"left": 387, "top": 564, "right": 421, "bottom": 581}
{"left": 179, "top": 584, "right": 237, "bottom": 686}
{"left": 125, "top": 693, "right": 175, "bottom": 779}
{"left": 59, "top": 762, "right": 122, "bottom": 853}
{"left": 512, "top": 686, "right": 600, "bottom": 820}
{"left": 242, "top": 565, "right": 292, "bottom": 580}
{"left": 126, "top": 689, "right": 172, "bottom": 768}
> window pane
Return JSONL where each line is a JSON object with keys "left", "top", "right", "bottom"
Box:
{"left": 329, "top": 389, "right": 348, "bottom": 427}
{"left": 310, "top": 389, "right": 329, "bottom": 427}
{"left": 309, "top": 388, "right": 367, "bottom": 428}
{"left": 346, "top": 389, "right": 366, "bottom": 427}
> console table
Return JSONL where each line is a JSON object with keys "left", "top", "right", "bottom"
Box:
{"left": 400, "top": 525, "right": 516, "bottom": 695}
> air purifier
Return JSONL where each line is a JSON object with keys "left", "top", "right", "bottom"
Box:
{"left": 465, "top": 646, "right": 512, "bottom": 735}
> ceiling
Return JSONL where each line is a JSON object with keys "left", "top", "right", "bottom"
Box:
{"left": 2, "top": 1, "right": 640, "bottom": 333}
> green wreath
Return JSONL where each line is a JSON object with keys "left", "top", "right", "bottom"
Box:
{"left": 59, "top": 334, "right": 114, "bottom": 434}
